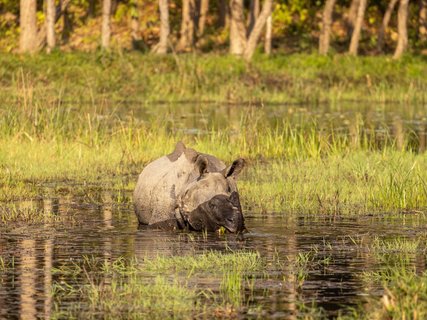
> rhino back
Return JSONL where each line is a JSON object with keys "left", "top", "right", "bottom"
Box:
{"left": 133, "top": 154, "right": 197, "bottom": 225}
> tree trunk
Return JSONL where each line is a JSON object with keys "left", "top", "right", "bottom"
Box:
{"left": 61, "top": 6, "right": 72, "bottom": 44}
{"left": 229, "top": 0, "right": 246, "bottom": 55}
{"left": 243, "top": 0, "right": 273, "bottom": 61}
{"left": 393, "top": 0, "right": 409, "bottom": 59}
{"left": 196, "top": 0, "right": 209, "bottom": 37}
{"left": 248, "top": 0, "right": 260, "bottom": 36}
{"left": 348, "top": 0, "right": 367, "bottom": 55}
{"left": 88, "top": 0, "right": 96, "bottom": 18}
{"left": 152, "top": 0, "right": 170, "bottom": 54}
{"left": 319, "top": 0, "right": 336, "bottom": 55}
{"left": 46, "top": 0, "right": 56, "bottom": 52}
{"left": 218, "top": 0, "right": 229, "bottom": 28}
{"left": 130, "top": 0, "right": 140, "bottom": 49}
{"left": 347, "top": 0, "right": 359, "bottom": 33}
{"left": 20, "top": 0, "right": 38, "bottom": 53}
{"left": 177, "top": 0, "right": 196, "bottom": 51}
{"left": 36, "top": 0, "right": 71, "bottom": 49}
{"left": 419, "top": 0, "right": 427, "bottom": 43}
{"left": 102, "top": 0, "right": 112, "bottom": 49}
{"left": 111, "top": 0, "right": 119, "bottom": 15}
{"left": 264, "top": 13, "right": 272, "bottom": 55}
{"left": 377, "top": 0, "right": 399, "bottom": 52}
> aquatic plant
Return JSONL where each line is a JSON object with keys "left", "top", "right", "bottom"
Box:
{"left": 49, "top": 251, "right": 265, "bottom": 318}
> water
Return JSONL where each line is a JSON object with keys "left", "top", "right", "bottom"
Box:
{"left": 1, "top": 193, "right": 426, "bottom": 318}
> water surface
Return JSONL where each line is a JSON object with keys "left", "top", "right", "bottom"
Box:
{"left": 1, "top": 194, "right": 426, "bottom": 318}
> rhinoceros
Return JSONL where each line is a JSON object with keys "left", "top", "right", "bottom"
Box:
{"left": 133, "top": 142, "right": 246, "bottom": 233}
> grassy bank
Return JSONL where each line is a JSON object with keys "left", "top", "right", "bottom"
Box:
{"left": 0, "top": 52, "right": 426, "bottom": 104}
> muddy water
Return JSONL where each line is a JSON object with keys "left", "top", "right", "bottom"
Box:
{"left": 1, "top": 195, "right": 426, "bottom": 319}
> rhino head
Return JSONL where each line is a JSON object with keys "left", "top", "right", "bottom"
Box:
{"left": 176, "top": 156, "right": 246, "bottom": 233}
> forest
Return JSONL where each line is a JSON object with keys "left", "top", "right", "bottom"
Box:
{"left": 1, "top": 0, "right": 426, "bottom": 59}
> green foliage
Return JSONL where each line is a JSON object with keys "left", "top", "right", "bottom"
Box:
{"left": 273, "top": 0, "right": 314, "bottom": 35}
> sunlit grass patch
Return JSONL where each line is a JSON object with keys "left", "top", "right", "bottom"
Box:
{"left": 0, "top": 202, "right": 74, "bottom": 224}
{"left": 52, "top": 274, "right": 200, "bottom": 320}
{"left": 142, "top": 251, "right": 262, "bottom": 273}
{"left": 370, "top": 236, "right": 422, "bottom": 254}
{"left": 240, "top": 152, "right": 427, "bottom": 215}
{"left": 358, "top": 269, "right": 427, "bottom": 320}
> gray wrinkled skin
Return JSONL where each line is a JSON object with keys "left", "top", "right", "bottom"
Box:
{"left": 133, "top": 142, "right": 246, "bottom": 233}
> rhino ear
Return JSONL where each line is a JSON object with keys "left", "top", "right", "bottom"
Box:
{"left": 195, "top": 155, "right": 209, "bottom": 176}
{"left": 168, "top": 141, "right": 186, "bottom": 161}
{"left": 224, "top": 158, "right": 245, "bottom": 178}
{"left": 175, "top": 141, "right": 186, "bottom": 151}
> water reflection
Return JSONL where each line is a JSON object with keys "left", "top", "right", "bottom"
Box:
{"left": 1, "top": 194, "right": 427, "bottom": 318}
{"left": 19, "top": 239, "right": 37, "bottom": 320}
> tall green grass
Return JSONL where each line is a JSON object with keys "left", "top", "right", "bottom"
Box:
{"left": 0, "top": 53, "right": 426, "bottom": 104}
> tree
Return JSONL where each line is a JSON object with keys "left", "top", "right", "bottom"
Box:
{"left": 264, "top": 13, "right": 272, "bottom": 55}
{"left": 152, "top": 0, "right": 170, "bottom": 54}
{"left": 130, "top": 0, "right": 140, "bottom": 49}
{"left": 102, "top": 0, "right": 112, "bottom": 49}
{"left": 377, "top": 0, "right": 399, "bottom": 52}
{"left": 348, "top": 0, "right": 367, "bottom": 55}
{"left": 248, "top": 0, "right": 260, "bottom": 35}
{"left": 243, "top": 0, "right": 273, "bottom": 61}
{"left": 229, "top": 0, "right": 246, "bottom": 55}
{"left": 88, "top": 0, "right": 96, "bottom": 18}
{"left": 218, "top": 0, "right": 229, "bottom": 28}
{"left": 177, "top": 0, "right": 196, "bottom": 51}
{"left": 20, "top": 0, "right": 38, "bottom": 53}
{"left": 229, "top": 0, "right": 273, "bottom": 60}
{"left": 418, "top": 0, "right": 426, "bottom": 43}
{"left": 46, "top": 0, "right": 56, "bottom": 52}
{"left": 196, "top": 0, "right": 209, "bottom": 38}
{"left": 347, "top": 0, "right": 359, "bottom": 34}
{"left": 393, "top": 0, "right": 409, "bottom": 59}
{"left": 319, "top": 0, "right": 336, "bottom": 55}
{"left": 36, "top": 0, "right": 72, "bottom": 49}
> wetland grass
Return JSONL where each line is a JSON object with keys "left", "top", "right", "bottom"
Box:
{"left": 0, "top": 202, "right": 74, "bottom": 224}
{"left": 50, "top": 251, "right": 266, "bottom": 319}
{"left": 355, "top": 269, "right": 427, "bottom": 320}
{"left": 1, "top": 92, "right": 427, "bottom": 215}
